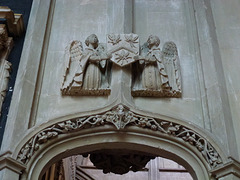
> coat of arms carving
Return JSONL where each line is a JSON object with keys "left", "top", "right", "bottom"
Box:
{"left": 107, "top": 34, "right": 139, "bottom": 67}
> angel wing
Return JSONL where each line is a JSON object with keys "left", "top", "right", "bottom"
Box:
{"left": 162, "top": 41, "right": 181, "bottom": 92}
{"left": 62, "top": 40, "right": 83, "bottom": 92}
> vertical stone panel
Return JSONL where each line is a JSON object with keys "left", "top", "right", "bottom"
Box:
{"left": 211, "top": 0, "right": 240, "bottom": 160}
{"left": 133, "top": 0, "right": 205, "bottom": 127}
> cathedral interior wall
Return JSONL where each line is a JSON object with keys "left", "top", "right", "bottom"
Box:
{"left": 1, "top": 0, "right": 240, "bottom": 179}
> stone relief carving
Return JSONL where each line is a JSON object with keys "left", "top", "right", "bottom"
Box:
{"left": 0, "top": 24, "right": 13, "bottom": 116}
{"left": 132, "top": 35, "right": 181, "bottom": 97}
{"left": 62, "top": 34, "right": 182, "bottom": 98}
{"left": 107, "top": 34, "right": 121, "bottom": 45}
{"left": 162, "top": 41, "right": 181, "bottom": 94}
{"left": 62, "top": 34, "right": 112, "bottom": 95}
{"left": 107, "top": 33, "right": 139, "bottom": 67}
{"left": 17, "top": 104, "right": 222, "bottom": 168}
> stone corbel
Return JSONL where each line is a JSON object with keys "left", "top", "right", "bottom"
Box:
{"left": 0, "top": 151, "right": 26, "bottom": 176}
{"left": 210, "top": 157, "right": 240, "bottom": 179}
{"left": 0, "top": 6, "right": 24, "bottom": 37}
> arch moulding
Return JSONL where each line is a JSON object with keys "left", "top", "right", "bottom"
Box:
{"left": 12, "top": 103, "right": 228, "bottom": 180}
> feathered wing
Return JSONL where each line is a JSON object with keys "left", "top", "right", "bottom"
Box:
{"left": 62, "top": 40, "right": 83, "bottom": 91}
{"left": 162, "top": 41, "right": 181, "bottom": 92}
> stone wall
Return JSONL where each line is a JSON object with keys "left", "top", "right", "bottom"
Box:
{"left": 0, "top": 0, "right": 240, "bottom": 179}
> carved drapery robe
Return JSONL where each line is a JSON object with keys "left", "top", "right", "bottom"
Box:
{"left": 142, "top": 48, "right": 169, "bottom": 90}
{"left": 62, "top": 40, "right": 111, "bottom": 95}
{"left": 82, "top": 48, "right": 101, "bottom": 89}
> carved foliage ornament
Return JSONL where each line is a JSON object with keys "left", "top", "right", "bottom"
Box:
{"left": 17, "top": 105, "right": 222, "bottom": 168}
{"left": 62, "top": 34, "right": 181, "bottom": 97}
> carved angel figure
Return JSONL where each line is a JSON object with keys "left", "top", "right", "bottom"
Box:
{"left": 162, "top": 41, "right": 181, "bottom": 93}
{"left": 62, "top": 34, "right": 111, "bottom": 95}
{"left": 134, "top": 35, "right": 169, "bottom": 91}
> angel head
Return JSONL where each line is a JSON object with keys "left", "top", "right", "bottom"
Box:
{"left": 85, "top": 34, "right": 99, "bottom": 49}
{"left": 162, "top": 41, "right": 178, "bottom": 57}
{"left": 147, "top": 35, "right": 160, "bottom": 49}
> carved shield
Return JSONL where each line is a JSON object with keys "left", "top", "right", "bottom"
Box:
{"left": 107, "top": 34, "right": 139, "bottom": 67}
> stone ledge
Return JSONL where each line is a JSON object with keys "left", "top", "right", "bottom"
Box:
{"left": 0, "top": 151, "right": 26, "bottom": 175}
{"left": 210, "top": 157, "right": 240, "bottom": 179}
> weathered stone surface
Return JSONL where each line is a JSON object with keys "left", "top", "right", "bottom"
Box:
{"left": 1, "top": 0, "right": 240, "bottom": 179}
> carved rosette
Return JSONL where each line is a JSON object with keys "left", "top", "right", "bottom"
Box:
{"left": 17, "top": 104, "right": 222, "bottom": 169}
{"left": 107, "top": 34, "right": 139, "bottom": 67}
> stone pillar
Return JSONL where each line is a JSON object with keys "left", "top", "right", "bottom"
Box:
{"left": 148, "top": 159, "right": 159, "bottom": 180}
{"left": 107, "top": 0, "right": 134, "bottom": 105}
{"left": 0, "top": 6, "right": 25, "bottom": 180}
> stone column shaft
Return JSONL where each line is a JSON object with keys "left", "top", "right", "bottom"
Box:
{"left": 107, "top": 0, "right": 134, "bottom": 104}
